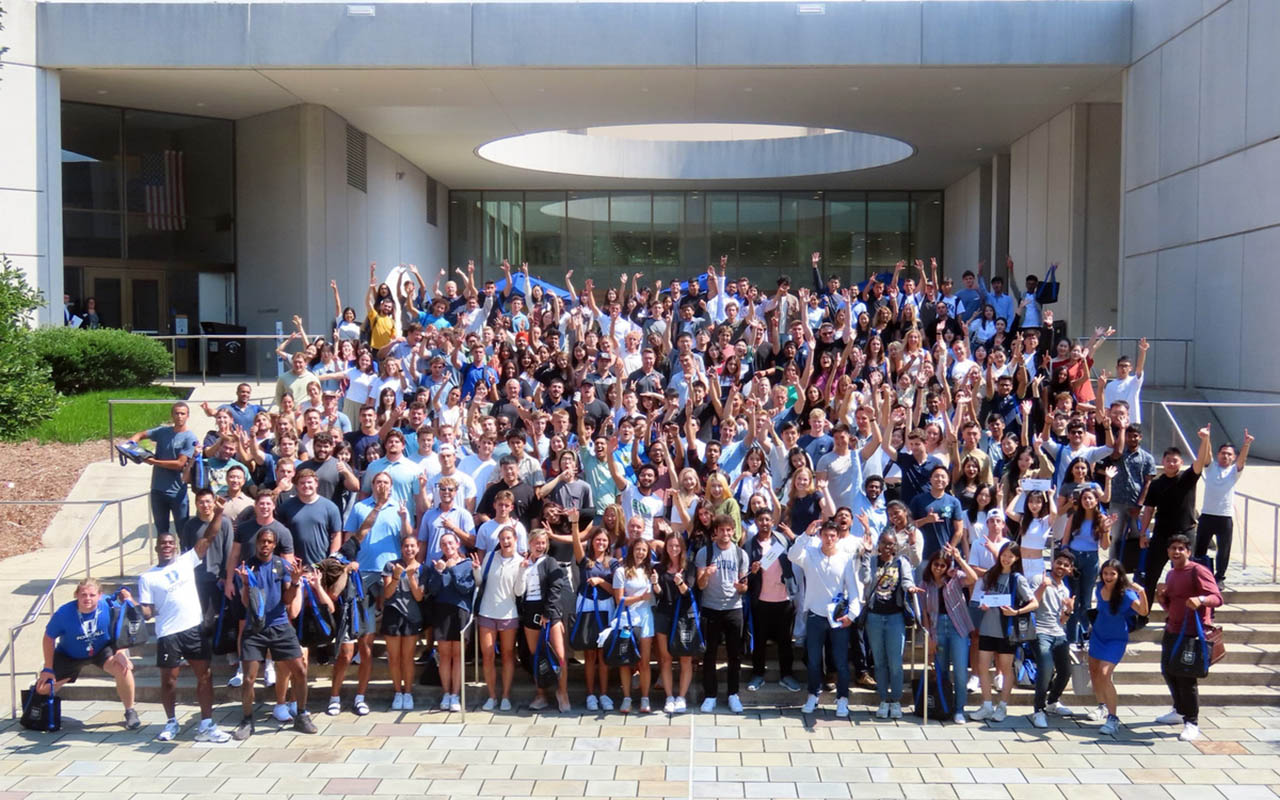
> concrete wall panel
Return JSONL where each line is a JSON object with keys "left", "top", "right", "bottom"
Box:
{"left": 479, "top": 3, "right": 694, "bottom": 67}
{"left": 1131, "top": 0, "right": 1204, "bottom": 62}
{"left": 1124, "top": 51, "right": 1161, "bottom": 191}
{"left": 944, "top": 167, "right": 983, "bottom": 273}
{"left": 1157, "top": 170, "right": 1199, "bottom": 250}
{"left": 1008, "top": 136, "right": 1029, "bottom": 284}
{"left": 1193, "top": 235, "right": 1242, "bottom": 390}
{"left": 1246, "top": 0, "right": 1280, "bottom": 146}
{"left": 698, "top": 2, "right": 918, "bottom": 67}
{"left": 922, "top": 1, "right": 1130, "bottom": 66}
{"left": 1197, "top": 0, "right": 1247, "bottom": 162}
{"left": 1120, "top": 254, "right": 1157, "bottom": 337}
{"left": 1158, "top": 26, "right": 1201, "bottom": 177}
{"left": 1025, "top": 121, "right": 1050, "bottom": 278}
{"left": 1123, "top": 183, "right": 1158, "bottom": 257}
{"left": 1240, "top": 227, "right": 1280, "bottom": 393}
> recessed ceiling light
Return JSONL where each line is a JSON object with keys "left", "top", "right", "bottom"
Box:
{"left": 429, "top": 87, "right": 443, "bottom": 93}
{"left": 975, "top": 147, "right": 983, "bottom": 151}
{"left": 1061, "top": 85, "right": 1072, "bottom": 91}
{"left": 640, "top": 87, "right": 649, "bottom": 93}
{"left": 743, "top": 87, "right": 754, "bottom": 93}
{"left": 537, "top": 88, "right": 546, "bottom": 93}
{"left": 848, "top": 86, "right": 860, "bottom": 92}
{"left": 195, "top": 102, "right": 206, "bottom": 108}
{"left": 332, "top": 87, "right": 341, "bottom": 93}
{"left": 96, "top": 89, "right": 108, "bottom": 95}
{"left": 952, "top": 86, "right": 963, "bottom": 91}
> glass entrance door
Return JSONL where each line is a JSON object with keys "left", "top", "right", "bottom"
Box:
{"left": 82, "top": 268, "right": 167, "bottom": 333}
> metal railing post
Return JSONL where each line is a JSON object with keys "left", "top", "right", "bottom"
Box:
{"left": 9, "top": 630, "right": 16, "bottom": 720}
{"left": 1273, "top": 506, "right": 1278, "bottom": 584}
{"left": 118, "top": 500, "right": 126, "bottom": 578}
{"left": 201, "top": 334, "right": 208, "bottom": 386}
{"left": 108, "top": 402, "right": 115, "bottom": 463}
{"left": 1242, "top": 500, "right": 1250, "bottom": 573}
{"left": 85, "top": 525, "right": 92, "bottom": 577}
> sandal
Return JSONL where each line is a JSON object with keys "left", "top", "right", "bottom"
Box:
{"left": 326, "top": 697, "right": 342, "bottom": 716}
{"left": 354, "top": 699, "right": 370, "bottom": 716}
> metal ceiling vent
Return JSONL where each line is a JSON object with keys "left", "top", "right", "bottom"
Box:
{"left": 346, "top": 124, "right": 368, "bottom": 193}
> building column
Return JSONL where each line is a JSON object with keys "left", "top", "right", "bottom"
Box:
{"left": 0, "top": 0, "right": 62, "bottom": 324}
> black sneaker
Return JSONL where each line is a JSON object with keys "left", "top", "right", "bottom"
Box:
{"left": 232, "top": 716, "right": 254, "bottom": 741}
{"left": 123, "top": 708, "right": 141, "bottom": 730}
{"left": 293, "top": 711, "right": 317, "bottom": 735}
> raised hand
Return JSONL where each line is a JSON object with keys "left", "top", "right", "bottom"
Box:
{"left": 1244, "top": 428, "right": 1255, "bottom": 446}
{"left": 1198, "top": 424, "right": 1211, "bottom": 440}
{"left": 1138, "top": 337, "right": 1149, "bottom": 353}
{"left": 811, "top": 252, "right": 821, "bottom": 267}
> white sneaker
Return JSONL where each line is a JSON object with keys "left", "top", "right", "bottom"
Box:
{"left": 1155, "top": 709, "right": 1183, "bottom": 725}
{"left": 993, "top": 672, "right": 1004, "bottom": 692}
{"left": 439, "top": 693, "right": 451, "bottom": 711}
{"left": 1178, "top": 722, "right": 1200, "bottom": 742}
{"left": 586, "top": 695, "right": 600, "bottom": 712}
{"left": 288, "top": 701, "right": 297, "bottom": 717}
{"left": 263, "top": 662, "right": 277, "bottom": 687}
{"left": 875, "top": 702, "right": 890, "bottom": 719}
{"left": 194, "top": 721, "right": 230, "bottom": 743}
{"left": 727, "top": 694, "right": 744, "bottom": 714}
{"left": 157, "top": 719, "right": 180, "bottom": 742}
{"left": 966, "top": 675, "right": 980, "bottom": 694}
{"left": 663, "top": 697, "right": 676, "bottom": 714}
{"left": 499, "top": 698, "right": 512, "bottom": 712}
{"left": 1049, "top": 702, "right": 1074, "bottom": 717}
{"left": 992, "top": 702, "right": 1007, "bottom": 722}
{"left": 889, "top": 702, "right": 903, "bottom": 720}
{"left": 835, "top": 698, "right": 849, "bottom": 718}
{"left": 952, "top": 713, "right": 967, "bottom": 725}
{"left": 392, "top": 693, "right": 405, "bottom": 711}
{"left": 970, "top": 703, "right": 994, "bottom": 721}
{"left": 1088, "top": 704, "right": 1108, "bottom": 722}
{"left": 1031, "top": 711, "right": 1049, "bottom": 729}
{"left": 599, "top": 695, "right": 614, "bottom": 712}
{"left": 403, "top": 694, "right": 414, "bottom": 711}
{"left": 802, "top": 695, "right": 819, "bottom": 714}
{"left": 272, "top": 703, "right": 293, "bottom": 722}
{"left": 481, "top": 697, "right": 496, "bottom": 711}
{"left": 448, "top": 695, "right": 461, "bottom": 713}
{"left": 674, "top": 697, "right": 687, "bottom": 714}
{"left": 226, "top": 668, "right": 244, "bottom": 688}
{"left": 640, "top": 698, "right": 651, "bottom": 714}
{"left": 1099, "top": 716, "right": 1120, "bottom": 736}
{"left": 620, "top": 697, "right": 632, "bottom": 714}
{"left": 700, "top": 698, "right": 717, "bottom": 714}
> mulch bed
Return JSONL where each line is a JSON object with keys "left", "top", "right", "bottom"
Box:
{"left": 0, "top": 440, "right": 105, "bottom": 560}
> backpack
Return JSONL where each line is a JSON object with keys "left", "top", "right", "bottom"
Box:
{"left": 243, "top": 557, "right": 285, "bottom": 635}
{"left": 110, "top": 595, "right": 149, "bottom": 650}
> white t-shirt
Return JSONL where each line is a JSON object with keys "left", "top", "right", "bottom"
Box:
{"left": 344, "top": 368, "right": 378, "bottom": 405}
{"left": 968, "top": 535, "right": 1010, "bottom": 606}
{"left": 426, "top": 470, "right": 477, "bottom": 508}
{"left": 476, "top": 519, "right": 529, "bottom": 554}
{"left": 817, "top": 448, "right": 862, "bottom": 509}
{"left": 136, "top": 549, "right": 204, "bottom": 638}
{"left": 621, "top": 484, "right": 665, "bottom": 539}
{"left": 1200, "top": 463, "right": 1240, "bottom": 518}
{"left": 1103, "top": 373, "right": 1145, "bottom": 424}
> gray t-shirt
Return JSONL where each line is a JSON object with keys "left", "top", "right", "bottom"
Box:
{"left": 381, "top": 559, "right": 423, "bottom": 627}
{"left": 978, "top": 572, "right": 1032, "bottom": 638}
{"left": 1032, "top": 574, "right": 1070, "bottom": 637}
{"left": 147, "top": 425, "right": 199, "bottom": 495}
{"left": 179, "top": 514, "right": 233, "bottom": 580}
{"left": 278, "top": 496, "right": 343, "bottom": 566}
{"left": 694, "top": 543, "right": 749, "bottom": 611}
{"left": 549, "top": 478, "right": 593, "bottom": 514}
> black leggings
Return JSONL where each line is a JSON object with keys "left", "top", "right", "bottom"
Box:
{"left": 1161, "top": 631, "right": 1200, "bottom": 724}
{"left": 1194, "top": 515, "right": 1232, "bottom": 582}
{"left": 702, "top": 607, "right": 744, "bottom": 700}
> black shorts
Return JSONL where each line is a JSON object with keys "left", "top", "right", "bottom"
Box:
{"left": 521, "top": 601, "right": 549, "bottom": 631}
{"left": 434, "top": 605, "right": 471, "bottom": 642}
{"left": 52, "top": 647, "right": 115, "bottom": 683}
{"left": 978, "top": 634, "right": 1017, "bottom": 655}
{"left": 157, "top": 625, "right": 212, "bottom": 668}
{"left": 241, "top": 623, "right": 303, "bottom": 662}
{"left": 379, "top": 606, "right": 423, "bottom": 638}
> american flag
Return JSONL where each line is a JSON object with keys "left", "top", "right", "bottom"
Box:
{"left": 142, "top": 150, "right": 185, "bottom": 231}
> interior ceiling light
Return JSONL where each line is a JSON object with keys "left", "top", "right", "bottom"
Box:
{"left": 477, "top": 122, "right": 913, "bottom": 181}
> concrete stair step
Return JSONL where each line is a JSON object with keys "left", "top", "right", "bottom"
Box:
{"left": 1130, "top": 621, "right": 1280, "bottom": 645}
{"left": 1148, "top": 603, "right": 1280, "bottom": 624}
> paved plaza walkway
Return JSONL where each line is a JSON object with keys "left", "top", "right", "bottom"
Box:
{"left": 1, "top": 701, "right": 1278, "bottom": 800}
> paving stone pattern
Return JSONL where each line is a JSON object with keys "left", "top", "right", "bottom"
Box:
{"left": 1, "top": 701, "right": 1278, "bottom": 800}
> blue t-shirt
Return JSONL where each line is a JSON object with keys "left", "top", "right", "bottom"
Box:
{"left": 219, "top": 402, "right": 266, "bottom": 433}
{"left": 147, "top": 425, "right": 199, "bottom": 495}
{"left": 343, "top": 499, "right": 405, "bottom": 572}
{"left": 46, "top": 598, "right": 115, "bottom": 659}
{"left": 800, "top": 434, "right": 834, "bottom": 466}
{"left": 360, "top": 456, "right": 423, "bottom": 509}
{"left": 896, "top": 452, "right": 943, "bottom": 502}
{"left": 1092, "top": 587, "right": 1138, "bottom": 641}
{"left": 235, "top": 555, "right": 292, "bottom": 628}
{"left": 908, "top": 491, "right": 965, "bottom": 560}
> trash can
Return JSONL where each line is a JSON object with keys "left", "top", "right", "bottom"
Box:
{"left": 201, "top": 321, "right": 247, "bottom": 375}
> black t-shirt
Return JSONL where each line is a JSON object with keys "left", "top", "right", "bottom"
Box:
{"left": 476, "top": 480, "right": 539, "bottom": 529}
{"left": 1144, "top": 467, "right": 1200, "bottom": 535}
{"left": 344, "top": 430, "right": 381, "bottom": 471}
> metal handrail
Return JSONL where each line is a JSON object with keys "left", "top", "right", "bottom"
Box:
{"left": 145, "top": 332, "right": 291, "bottom": 386}
{"left": 4, "top": 492, "right": 150, "bottom": 718}
{"left": 459, "top": 614, "right": 475, "bottom": 722}
{"left": 106, "top": 395, "right": 275, "bottom": 464}
{"left": 1074, "top": 336, "right": 1193, "bottom": 389}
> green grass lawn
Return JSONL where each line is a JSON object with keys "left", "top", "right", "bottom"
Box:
{"left": 30, "top": 385, "right": 189, "bottom": 444}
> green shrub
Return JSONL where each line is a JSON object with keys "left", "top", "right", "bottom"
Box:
{"left": 0, "top": 255, "right": 59, "bottom": 440}
{"left": 32, "top": 327, "right": 171, "bottom": 394}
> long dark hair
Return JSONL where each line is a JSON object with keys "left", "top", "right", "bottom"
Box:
{"left": 1100, "top": 558, "right": 1135, "bottom": 614}
{"left": 983, "top": 541, "right": 1023, "bottom": 592}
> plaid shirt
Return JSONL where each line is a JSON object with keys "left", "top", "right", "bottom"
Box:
{"left": 924, "top": 573, "right": 974, "bottom": 638}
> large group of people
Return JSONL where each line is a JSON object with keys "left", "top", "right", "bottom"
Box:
{"left": 41, "top": 255, "right": 1251, "bottom": 745}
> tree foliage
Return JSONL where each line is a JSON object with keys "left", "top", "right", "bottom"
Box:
{"left": 0, "top": 255, "right": 60, "bottom": 440}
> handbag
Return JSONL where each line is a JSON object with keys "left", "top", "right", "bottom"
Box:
{"left": 1035, "top": 264, "right": 1060, "bottom": 305}
{"left": 110, "top": 595, "right": 149, "bottom": 650}
{"left": 668, "top": 592, "right": 706, "bottom": 659}
{"left": 533, "top": 623, "right": 562, "bottom": 689}
{"left": 1206, "top": 621, "right": 1226, "bottom": 666}
{"left": 345, "top": 568, "right": 377, "bottom": 638}
{"left": 295, "top": 581, "right": 335, "bottom": 649}
{"left": 1165, "top": 612, "right": 1213, "bottom": 679}
{"left": 210, "top": 590, "right": 241, "bottom": 656}
{"left": 1005, "top": 611, "right": 1037, "bottom": 644}
{"left": 569, "top": 589, "right": 607, "bottom": 651}
{"left": 418, "top": 647, "right": 442, "bottom": 687}
{"left": 20, "top": 676, "right": 61, "bottom": 732}
{"left": 911, "top": 655, "right": 954, "bottom": 719}
{"left": 603, "top": 605, "right": 639, "bottom": 667}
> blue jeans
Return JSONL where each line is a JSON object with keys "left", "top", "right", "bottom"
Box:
{"left": 805, "top": 612, "right": 850, "bottom": 698}
{"left": 150, "top": 489, "right": 189, "bottom": 534}
{"left": 1067, "top": 548, "right": 1099, "bottom": 643}
{"left": 934, "top": 613, "right": 969, "bottom": 715}
{"left": 1034, "top": 633, "right": 1070, "bottom": 712}
{"left": 866, "top": 611, "right": 906, "bottom": 703}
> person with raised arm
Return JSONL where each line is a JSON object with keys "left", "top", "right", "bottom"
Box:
{"left": 1195, "top": 428, "right": 1253, "bottom": 586}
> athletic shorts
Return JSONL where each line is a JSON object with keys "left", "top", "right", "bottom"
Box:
{"left": 52, "top": 647, "right": 116, "bottom": 683}
{"left": 977, "top": 634, "right": 1017, "bottom": 655}
{"left": 157, "top": 625, "right": 212, "bottom": 668}
{"left": 241, "top": 623, "right": 303, "bottom": 662}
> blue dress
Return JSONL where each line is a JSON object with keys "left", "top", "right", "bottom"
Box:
{"left": 1088, "top": 586, "right": 1137, "bottom": 664}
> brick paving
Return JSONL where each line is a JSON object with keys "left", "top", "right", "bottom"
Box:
{"left": 2, "top": 701, "right": 1278, "bottom": 800}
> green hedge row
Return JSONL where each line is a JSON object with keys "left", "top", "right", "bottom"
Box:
{"left": 31, "top": 327, "right": 172, "bottom": 395}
